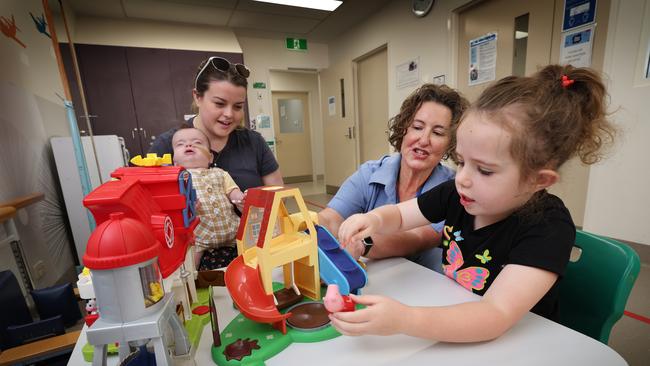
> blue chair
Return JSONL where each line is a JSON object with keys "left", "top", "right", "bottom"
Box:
{"left": 31, "top": 283, "right": 82, "bottom": 328}
{"left": 0, "top": 270, "right": 33, "bottom": 350}
{"left": 558, "top": 230, "right": 641, "bottom": 344}
{"left": 0, "top": 271, "right": 81, "bottom": 349}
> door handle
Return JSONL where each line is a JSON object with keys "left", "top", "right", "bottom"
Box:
{"left": 131, "top": 128, "right": 138, "bottom": 139}
{"left": 345, "top": 126, "right": 355, "bottom": 139}
{"left": 140, "top": 128, "right": 147, "bottom": 139}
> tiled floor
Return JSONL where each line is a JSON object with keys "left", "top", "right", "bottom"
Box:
{"left": 286, "top": 179, "right": 650, "bottom": 366}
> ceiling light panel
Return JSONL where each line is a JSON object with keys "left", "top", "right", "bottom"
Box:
{"left": 252, "top": 0, "right": 342, "bottom": 12}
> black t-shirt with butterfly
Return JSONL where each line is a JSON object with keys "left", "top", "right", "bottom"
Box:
{"left": 417, "top": 180, "right": 575, "bottom": 321}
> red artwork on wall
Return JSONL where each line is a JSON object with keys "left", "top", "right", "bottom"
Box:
{"left": 1, "top": 14, "right": 26, "bottom": 48}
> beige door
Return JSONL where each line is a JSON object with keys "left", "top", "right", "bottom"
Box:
{"left": 357, "top": 47, "right": 389, "bottom": 162}
{"left": 455, "top": 0, "right": 597, "bottom": 226}
{"left": 272, "top": 91, "right": 313, "bottom": 182}
{"left": 456, "top": 0, "right": 554, "bottom": 101}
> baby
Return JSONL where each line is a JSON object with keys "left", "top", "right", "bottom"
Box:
{"left": 172, "top": 126, "right": 244, "bottom": 267}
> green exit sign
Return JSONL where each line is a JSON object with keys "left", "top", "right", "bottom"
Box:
{"left": 286, "top": 38, "right": 307, "bottom": 51}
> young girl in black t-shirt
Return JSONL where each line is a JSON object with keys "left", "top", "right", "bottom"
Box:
{"left": 334, "top": 65, "right": 616, "bottom": 342}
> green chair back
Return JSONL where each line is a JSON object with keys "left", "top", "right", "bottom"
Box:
{"left": 559, "top": 230, "right": 640, "bottom": 344}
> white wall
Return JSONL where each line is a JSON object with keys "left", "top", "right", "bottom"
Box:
{"left": 328, "top": 0, "right": 469, "bottom": 119}
{"left": 56, "top": 15, "right": 241, "bottom": 52}
{"left": 1, "top": 0, "right": 76, "bottom": 287}
{"left": 584, "top": 0, "right": 650, "bottom": 245}
{"left": 238, "top": 36, "right": 329, "bottom": 176}
{"left": 321, "top": 0, "right": 470, "bottom": 186}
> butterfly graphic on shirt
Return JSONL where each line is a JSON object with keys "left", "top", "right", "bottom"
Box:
{"left": 475, "top": 249, "right": 492, "bottom": 264}
{"left": 443, "top": 240, "right": 490, "bottom": 292}
{"left": 442, "top": 226, "right": 464, "bottom": 247}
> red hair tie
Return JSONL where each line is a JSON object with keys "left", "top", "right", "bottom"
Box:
{"left": 561, "top": 75, "right": 575, "bottom": 89}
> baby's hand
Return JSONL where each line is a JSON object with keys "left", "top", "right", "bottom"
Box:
{"left": 338, "top": 213, "right": 381, "bottom": 249}
{"left": 229, "top": 189, "right": 246, "bottom": 211}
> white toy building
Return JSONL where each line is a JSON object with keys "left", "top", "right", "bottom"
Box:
{"left": 83, "top": 212, "right": 191, "bottom": 366}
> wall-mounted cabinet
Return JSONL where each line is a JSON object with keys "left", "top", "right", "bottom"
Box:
{"left": 59, "top": 44, "right": 245, "bottom": 157}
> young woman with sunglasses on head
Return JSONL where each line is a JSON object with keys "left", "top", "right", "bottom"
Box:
{"left": 150, "top": 57, "right": 283, "bottom": 191}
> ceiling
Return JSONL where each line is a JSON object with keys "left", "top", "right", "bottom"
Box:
{"left": 52, "top": 0, "right": 394, "bottom": 42}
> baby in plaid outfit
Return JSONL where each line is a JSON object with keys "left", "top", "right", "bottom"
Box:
{"left": 172, "top": 126, "right": 244, "bottom": 267}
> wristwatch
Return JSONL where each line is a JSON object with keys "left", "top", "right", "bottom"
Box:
{"left": 362, "top": 236, "right": 374, "bottom": 257}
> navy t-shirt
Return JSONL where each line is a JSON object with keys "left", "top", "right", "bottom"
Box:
{"left": 416, "top": 180, "right": 575, "bottom": 320}
{"left": 149, "top": 119, "right": 279, "bottom": 191}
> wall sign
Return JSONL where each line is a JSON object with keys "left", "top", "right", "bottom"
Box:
{"left": 560, "top": 25, "right": 595, "bottom": 68}
{"left": 468, "top": 32, "right": 497, "bottom": 86}
{"left": 562, "top": 0, "right": 597, "bottom": 32}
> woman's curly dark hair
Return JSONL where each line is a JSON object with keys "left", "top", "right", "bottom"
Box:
{"left": 388, "top": 84, "right": 469, "bottom": 158}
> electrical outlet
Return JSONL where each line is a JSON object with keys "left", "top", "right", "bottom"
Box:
{"left": 33, "top": 260, "right": 45, "bottom": 280}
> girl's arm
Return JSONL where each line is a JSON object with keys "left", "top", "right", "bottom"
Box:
{"left": 320, "top": 207, "right": 440, "bottom": 259}
{"left": 330, "top": 264, "right": 558, "bottom": 342}
{"left": 338, "top": 198, "right": 430, "bottom": 248}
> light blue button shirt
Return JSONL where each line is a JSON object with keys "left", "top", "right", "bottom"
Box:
{"left": 328, "top": 154, "right": 455, "bottom": 232}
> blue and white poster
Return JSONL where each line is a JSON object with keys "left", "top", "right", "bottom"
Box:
{"left": 560, "top": 25, "right": 594, "bottom": 67}
{"left": 562, "top": 0, "right": 597, "bottom": 31}
{"left": 468, "top": 32, "right": 497, "bottom": 86}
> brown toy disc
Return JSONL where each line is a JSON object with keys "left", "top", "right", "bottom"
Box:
{"left": 286, "top": 301, "right": 330, "bottom": 331}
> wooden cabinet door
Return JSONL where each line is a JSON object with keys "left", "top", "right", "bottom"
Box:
{"left": 76, "top": 44, "right": 142, "bottom": 157}
{"left": 167, "top": 49, "right": 211, "bottom": 125}
{"left": 126, "top": 47, "right": 179, "bottom": 152}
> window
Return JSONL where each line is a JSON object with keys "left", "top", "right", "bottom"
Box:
{"left": 139, "top": 261, "right": 164, "bottom": 308}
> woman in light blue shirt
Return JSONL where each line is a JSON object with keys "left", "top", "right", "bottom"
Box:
{"left": 318, "top": 84, "right": 468, "bottom": 272}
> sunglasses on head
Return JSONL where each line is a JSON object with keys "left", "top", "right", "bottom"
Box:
{"left": 194, "top": 56, "right": 250, "bottom": 89}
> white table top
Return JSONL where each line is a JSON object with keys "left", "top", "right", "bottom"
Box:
{"left": 69, "top": 257, "right": 627, "bottom": 366}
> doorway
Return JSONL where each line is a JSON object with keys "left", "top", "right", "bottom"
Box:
{"left": 271, "top": 91, "right": 313, "bottom": 182}
{"left": 356, "top": 46, "right": 389, "bottom": 163}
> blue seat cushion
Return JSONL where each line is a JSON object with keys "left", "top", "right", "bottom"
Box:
{"left": 31, "top": 283, "right": 82, "bottom": 328}
{"left": 0, "top": 270, "right": 32, "bottom": 350}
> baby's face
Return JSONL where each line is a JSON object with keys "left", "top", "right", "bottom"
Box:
{"left": 172, "top": 128, "right": 211, "bottom": 169}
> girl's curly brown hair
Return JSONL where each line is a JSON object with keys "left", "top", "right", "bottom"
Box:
{"left": 464, "top": 64, "right": 616, "bottom": 181}
{"left": 388, "top": 84, "right": 469, "bottom": 158}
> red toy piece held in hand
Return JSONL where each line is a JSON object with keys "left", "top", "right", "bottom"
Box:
{"left": 323, "top": 284, "right": 355, "bottom": 313}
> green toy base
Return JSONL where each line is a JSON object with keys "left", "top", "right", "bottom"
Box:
{"left": 212, "top": 311, "right": 340, "bottom": 366}
{"left": 212, "top": 283, "right": 359, "bottom": 366}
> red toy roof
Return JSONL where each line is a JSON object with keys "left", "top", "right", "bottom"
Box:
{"left": 83, "top": 212, "right": 159, "bottom": 270}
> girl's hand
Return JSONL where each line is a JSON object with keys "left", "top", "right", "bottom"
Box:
{"left": 338, "top": 213, "right": 381, "bottom": 248}
{"left": 328, "top": 294, "right": 407, "bottom": 336}
{"left": 344, "top": 239, "right": 365, "bottom": 260}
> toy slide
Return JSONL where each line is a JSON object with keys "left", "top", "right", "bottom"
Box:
{"left": 316, "top": 225, "right": 368, "bottom": 295}
{"left": 224, "top": 256, "right": 291, "bottom": 333}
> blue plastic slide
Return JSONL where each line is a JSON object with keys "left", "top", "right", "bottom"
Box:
{"left": 315, "top": 225, "right": 367, "bottom": 295}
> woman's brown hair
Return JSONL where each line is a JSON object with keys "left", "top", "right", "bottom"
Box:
{"left": 194, "top": 57, "right": 248, "bottom": 96}
{"left": 388, "top": 84, "right": 469, "bottom": 158}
